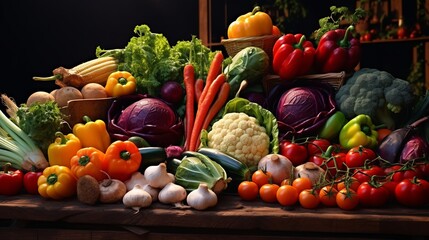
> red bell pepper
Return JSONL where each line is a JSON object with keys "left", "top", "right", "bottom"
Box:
{"left": 272, "top": 33, "right": 315, "bottom": 81}
{"left": 23, "top": 170, "right": 43, "bottom": 195}
{"left": 0, "top": 163, "right": 23, "bottom": 195}
{"left": 315, "top": 25, "right": 361, "bottom": 73}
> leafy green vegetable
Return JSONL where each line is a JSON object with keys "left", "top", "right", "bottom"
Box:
{"left": 170, "top": 36, "right": 217, "bottom": 80}
{"left": 97, "top": 25, "right": 180, "bottom": 96}
{"left": 16, "top": 101, "right": 63, "bottom": 156}
{"left": 224, "top": 46, "right": 269, "bottom": 98}
{"left": 311, "top": 6, "right": 367, "bottom": 43}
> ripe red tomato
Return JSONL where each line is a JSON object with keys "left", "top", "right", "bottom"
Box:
{"left": 299, "top": 189, "right": 320, "bottom": 209}
{"left": 395, "top": 178, "right": 429, "bottom": 207}
{"left": 251, "top": 169, "right": 272, "bottom": 188}
{"left": 276, "top": 184, "right": 299, "bottom": 206}
{"left": 381, "top": 180, "right": 399, "bottom": 202}
{"left": 307, "top": 138, "right": 331, "bottom": 156}
{"left": 353, "top": 165, "right": 386, "bottom": 184}
{"left": 237, "top": 181, "right": 259, "bottom": 201}
{"left": 259, "top": 183, "right": 280, "bottom": 203}
{"left": 23, "top": 171, "right": 43, "bottom": 195}
{"left": 279, "top": 140, "right": 308, "bottom": 166}
{"left": 356, "top": 181, "right": 389, "bottom": 207}
{"left": 336, "top": 188, "right": 359, "bottom": 210}
{"left": 345, "top": 146, "right": 377, "bottom": 168}
{"left": 417, "top": 162, "right": 429, "bottom": 181}
{"left": 318, "top": 185, "right": 338, "bottom": 207}
{"left": 391, "top": 168, "right": 420, "bottom": 182}
{"left": 292, "top": 177, "right": 313, "bottom": 194}
{"left": 377, "top": 128, "right": 392, "bottom": 144}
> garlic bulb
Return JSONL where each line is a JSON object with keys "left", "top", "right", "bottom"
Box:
{"left": 186, "top": 183, "right": 218, "bottom": 210}
{"left": 122, "top": 184, "right": 153, "bottom": 213}
{"left": 144, "top": 162, "right": 173, "bottom": 189}
{"left": 158, "top": 182, "right": 187, "bottom": 205}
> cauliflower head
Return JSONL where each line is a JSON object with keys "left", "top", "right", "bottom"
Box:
{"left": 207, "top": 112, "right": 270, "bottom": 168}
{"left": 335, "top": 68, "right": 415, "bottom": 129}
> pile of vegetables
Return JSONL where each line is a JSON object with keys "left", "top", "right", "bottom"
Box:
{"left": 1, "top": 5, "right": 429, "bottom": 213}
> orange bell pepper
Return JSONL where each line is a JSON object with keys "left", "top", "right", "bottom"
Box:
{"left": 227, "top": 6, "right": 273, "bottom": 39}
{"left": 104, "top": 140, "right": 141, "bottom": 181}
{"left": 73, "top": 116, "right": 111, "bottom": 153}
{"left": 37, "top": 165, "right": 77, "bottom": 200}
{"left": 47, "top": 131, "right": 82, "bottom": 168}
{"left": 70, "top": 147, "right": 107, "bottom": 181}
{"left": 104, "top": 71, "right": 137, "bottom": 97}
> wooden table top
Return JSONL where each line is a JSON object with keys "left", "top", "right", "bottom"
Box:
{"left": 0, "top": 193, "right": 428, "bottom": 238}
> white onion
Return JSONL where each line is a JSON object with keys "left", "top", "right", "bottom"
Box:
{"left": 257, "top": 154, "right": 294, "bottom": 185}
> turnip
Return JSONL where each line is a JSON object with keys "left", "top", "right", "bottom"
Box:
{"left": 160, "top": 81, "right": 184, "bottom": 105}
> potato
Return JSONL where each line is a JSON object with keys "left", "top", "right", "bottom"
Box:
{"left": 77, "top": 175, "right": 101, "bottom": 205}
{"left": 26, "top": 91, "right": 55, "bottom": 106}
{"left": 55, "top": 86, "right": 83, "bottom": 107}
{"left": 81, "top": 83, "right": 108, "bottom": 99}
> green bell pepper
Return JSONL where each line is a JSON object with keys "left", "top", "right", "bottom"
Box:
{"left": 339, "top": 114, "right": 378, "bottom": 150}
{"left": 318, "top": 111, "right": 347, "bottom": 141}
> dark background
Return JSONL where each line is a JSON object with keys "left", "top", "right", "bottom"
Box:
{"left": 1, "top": 0, "right": 415, "bottom": 112}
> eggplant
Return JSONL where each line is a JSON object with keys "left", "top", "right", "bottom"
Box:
{"left": 378, "top": 116, "right": 429, "bottom": 163}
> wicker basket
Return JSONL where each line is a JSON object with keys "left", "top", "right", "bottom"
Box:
{"left": 263, "top": 72, "right": 349, "bottom": 93}
{"left": 221, "top": 35, "right": 280, "bottom": 59}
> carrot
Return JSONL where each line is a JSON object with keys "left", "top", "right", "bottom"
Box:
{"left": 183, "top": 64, "right": 196, "bottom": 151}
{"left": 198, "top": 52, "right": 224, "bottom": 107}
{"left": 196, "top": 82, "right": 231, "bottom": 150}
{"left": 194, "top": 78, "right": 204, "bottom": 103}
{"left": 189, "top": 73, "right": 226, "bottom": 151}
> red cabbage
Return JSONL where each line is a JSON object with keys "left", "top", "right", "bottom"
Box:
{"left": 400, "top": 135, "right": 429, "bottom": 163}
{"left": 267, "top": 82, "right": 336, "bottom": 139}
{"left": 107, "top": 94, "right": 184, "bottom": 147}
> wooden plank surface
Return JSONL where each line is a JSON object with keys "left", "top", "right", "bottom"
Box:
{"left": 1, "top": 194, "right": 429, "bottom": 239}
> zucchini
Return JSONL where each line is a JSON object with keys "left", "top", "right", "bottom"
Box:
{"left": 197, "top": 148, "right": 251, "bottom": 190}
{"left": 138, "top": 147, "right": 167, "bottom": 172}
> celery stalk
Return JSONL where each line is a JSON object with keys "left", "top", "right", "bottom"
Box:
{"left": 0, "top": 110, "right": 49, "bottom": 171}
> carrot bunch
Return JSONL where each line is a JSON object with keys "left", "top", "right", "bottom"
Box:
{"left": 183, "top": 52, "right": 230, "bottom": 151}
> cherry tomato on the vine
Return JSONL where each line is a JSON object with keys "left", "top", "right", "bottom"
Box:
{"left": 336, "top": 188, "right": 359, "bottom": 210}
{"left": 276, "top": 184, "right": 299, "bottom": 206}
{"left": 307, "top": 138, "right": 331, "bottom": 156}
{"left": 353, "top": 165, "right": 385, "bottom": 184}
{"left": 395, "top": 178, "right": 429, "bottom": 207}
{"left": 279, "top": 140, "right": 308, "bottom": 166}
{"left": 259, "top": 183, "right": 280, "bottom": 203}
{"left": 252, "top": 169, "right": 272, "bottom": 188}
{"left": 337, "top": 176, "right": 360, "bottom": 192}
{"left": 238, "top": 181, "right": 259, "bottom": 201}
{"left": 299, "top": 189, "right": 320, "bottom": 209}
{"left": 356, "top": 181, "right": 389, "bottom": 207}
{"left": 318, "top": 185, "right": 338, "bottom": 207}
{"left": 292, "top": 177, "right": 313, "bottom": 194}
{"left": 345, "top": 145, "right": 377, "bottom": 168}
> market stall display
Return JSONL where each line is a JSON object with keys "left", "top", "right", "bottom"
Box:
{"left": 1, "top": 4, "right": 429, "bottom": 239}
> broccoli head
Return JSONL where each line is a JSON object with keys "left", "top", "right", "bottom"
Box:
{"left": 335, "top": 68, "right": 415, "bottom": 129}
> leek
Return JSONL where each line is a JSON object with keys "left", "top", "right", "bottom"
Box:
{"left": 0, "top": 110, "right": 48, "bottom": 171}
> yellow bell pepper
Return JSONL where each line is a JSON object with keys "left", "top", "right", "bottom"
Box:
{"left": 73, "top": 116, "right": 111, "bottom": 153}
{"left": 105, "top": 71, "right": 137, "bottom": 97}
{"left": 47, "top": 131, "right": 82, "bottom": 168}
{"left": 227, "top": 6, "right": 273, "bottom": 39}
{"left": 37, "top": 165, "right": 77, "bottom": 200}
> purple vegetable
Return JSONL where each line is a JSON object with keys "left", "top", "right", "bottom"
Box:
{"left": 400, "top": 135, "right": 429, "bottom": 163}
{"left": 267, "top": 82, "right": 336, "bottom": 139}
{"left": 378, "top": 116, "right": 429, "bottom": 163}
{"left": 107, "top": 94, "right": 184, "bottom": 148}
